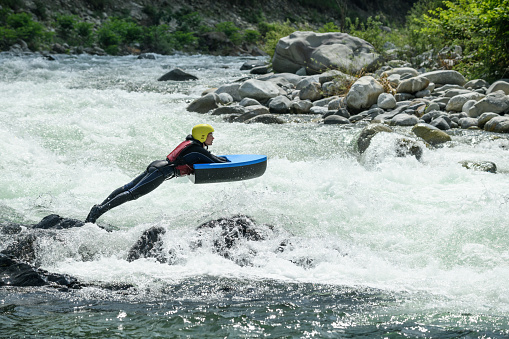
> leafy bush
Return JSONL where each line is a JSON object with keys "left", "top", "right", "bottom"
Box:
{"left": 0, "top": 12, "right": 50, "bottom": 49}
{"left": 409, "top": 0, "right": 509, "bottom": 80}
{"left": 215, "top": 21, "right": 241, "bottom": 44}
{"left": 244, "top": 29, "right": 261, "bottom": 44}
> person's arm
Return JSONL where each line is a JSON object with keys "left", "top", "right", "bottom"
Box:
{"left": 181, "top": 146, "right": 228, "bottom": 165}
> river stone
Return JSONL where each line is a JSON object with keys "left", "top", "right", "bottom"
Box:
{"left": 269, "top": 95, "right": 291, "bottom": 113}
{"left": 234, "top": 105, "right": 270, "bottom": 122}
{"left": 34, "top": 214, "right": 85, "bottom": 229}
{"left": 327, "top": 97, "right": 343, "bottom": 110}
{"left": 462, "top": 100, "right": 477, "bottom": 113}
{"left": 382, "top": 67, "right": 419, "bottom": 78}
{"left": 299, "top": 82, "right": 323, "bottom": 101}
{"left": 217, "top": 92, "right": 233, "bottom": 105}
{"left": 464, "top": 79, "right": 490, "bottom": 90}
{"left": 310, "top": 106, "right": 328, "bottom": 115}
{"left": 272, "top": 31, "right": 381, "bottom": 75}
{"left": 430, "top": 116, "right": 451, "bottom": 130}
{"left": 459, "top": 117, "right": 479, "bottom": 129}
{"left": 211, "top": 105, "right": 246, "bottom": 115}
{"left": 390, "top": 113, "right": 419, "bottom": 126}
{"left": 323, "top": 115, "right": 351, "bottom": 125}
{"left": 346, "top": 76, "right": 384, "bottom": 113}
{"left": 487, "top": 80, "right": 509, "bottom": 95}
{"left": 240, "top": 59, "right": 267, "bottom": 70}
{"left": 477, "top": 112, "right": 499, "bottom": 129}
{"left": 357, "top": 123, "right": 393, "bottom": 154}
{"left": 259, "top": 73, "right": 303, "bottom": 86}
{"left": 239, "top": 97, "right": 261, "bottom": 107}
{"left": 187, "top": 93, "right": 219, "bottom": 113}
{"left": 396, "top": 76, "right": 430, "bottom": 94}
{"left": 127, "top": 226, "right": 167, "bottom": 263}
{"left": 483, "top": 116, "right": 509, "bottom": 133}
{"left": 466, "top": 91, "right": 509, "bottom": 118}
{"left": 158, "top": 68, "right": 198, "bottom": 81}
{"left": 445, "top": 92, "right": 485, "bottom": 112}
{"left": 313, "top": 96, "right": 338, "bottom": 107}
{"left": 246, "top": 114, "right": 285, "bottom": 124}
{"left": 460, "top": 160, "right": 497, "bottom": 173}
{"left": 238, "top": 79, "right": 280, "bottom": 101}
{"left": 377, "top": 93, "right": 397, "bottom": 109}
{"left": 412, "top": 123, "right": 452, "bottom": 145}
{"left": 215, "top": 83, "right": 242, "bottom": 102}
{"left": 419, "top": 70, "right": 466, "bottom": 86}
{"left": 290, "top": 100, "right": 313, "bottom": 114}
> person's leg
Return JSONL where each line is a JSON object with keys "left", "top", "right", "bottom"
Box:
{"left": 85, "top": 162, "right": 174, "bottom": 223}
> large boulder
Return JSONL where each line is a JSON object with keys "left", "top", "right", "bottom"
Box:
{"left": 357, "top": 123, "right": 393, "bottom": 153}
{"left": 419, "top": 70, "right": 466, "bottom": 86}
{"left": 346, "top": 76, "right": 384, "bottom": 113}
{"left": 238, "top": 79, "right": 281, "bottom": 102}
{"left": 445, "top": 92, "right": 485, "bottom": 112}
{"left": 272, "top": 31, "right": 381, "bottom": 75}
{"left": 486, "top": 80, "right": 509, "bottom": 95}
{"left": 187, "top": 93, "right": 219, "bottom": 113}
{"left": 466, "top": 91, "right": 509, "bottom": 118}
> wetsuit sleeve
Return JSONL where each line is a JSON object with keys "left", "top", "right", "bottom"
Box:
{"left": 180, "top": 145, "right": 228, "bottom": 166}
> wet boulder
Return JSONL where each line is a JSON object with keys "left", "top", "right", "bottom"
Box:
{"left": 357, "top": 123, "right": 393, "bottom": 154}
{"left": 158, "top": 68, "right": 198, "bottom": 81}
{"left": 460, "top": 160, "right": 497, "bottom": 173}
{"left": 186, "top": 93, "right": 220, "bottom": 113}
{"left": 127, "top": 226, "right": 167, "bottom": 263}
{"left": 412, "top": 123, "right": 452, "bottom": 146}
{"left": 0, "top": 253, "right": 80, "bottom": 288}
{"left": 346, "top": 76, "right": 384, "bottom": 113}
{"left": 32, "top": 214, "right": 85, "bottom": 229}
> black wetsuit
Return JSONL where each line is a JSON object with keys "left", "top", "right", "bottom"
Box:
{"left": 85, "top": 135, "right": 227, "bottom": 223}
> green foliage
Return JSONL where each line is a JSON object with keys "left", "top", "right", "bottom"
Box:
{"left": 318, "top": 22, "right": 340, "bottom": 33}
{"left": 344, "top": 15, "right": 385, "bottom": 51}
{"left": 97, "top": 17, "right": 143, "bottom": 54}
{"left": 260, "top": 19, "right": 312, "bottom": 58}
{"left": 177, "top": 10, "right": 202, "bottom": 32}
{"left": 0, "top": 12, "right": 49, "bottom": 49}
{"left": 215, "top": 21, "right": 241, "bottom": 44}
{"left": 244, "top": 29, "right": 261, "bottom": 44}
{"left": 409, "top": 0, "right": 509, "bottom": 80}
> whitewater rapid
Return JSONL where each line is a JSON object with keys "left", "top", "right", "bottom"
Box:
{"left": 1, "top": 53, "right": 508, "bottom": 319}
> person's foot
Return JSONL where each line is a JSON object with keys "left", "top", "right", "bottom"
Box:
{"left": 85, "top": 205, "right": 101, "bottom": 223}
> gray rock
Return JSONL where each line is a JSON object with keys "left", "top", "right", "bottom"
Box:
{"left": 396, "top": 76, "right": 430, "bottom": 94}
{"left": 217, "top": 93, "right": 233, "bottom": 105}
{"left": 390, "top": 113, "right": 419, "bottom": 126}
{"left": 187, "top": 93, "right": 219, "bottom": 113}
{"left": 477, "top": 112, "right": 499, "bottom": 129}
{"left": 269, "top": 95, "right": 291, "bottom": 113}
{"left": 299, "top": 82, "right": 323, "bottom": 101}
{"left": 357, "top": 124, "right": 393, "bottom": 153}
{"left": 239, "top": 79, "right": 281, "bottom": 101}
{"left": 460, "top": 160, "right": 497, "bottom": 173}
{"left": 419, "top": 70, "right": 467, "bottom": 86}
{"left": 240, "top": 59, "right": 267, "bottom": 70}
{"left": 309, "top": 106, "right": 329, "bottom": 115}
{"left": 484, "top": 116, "right": 509, "bottom": 133}
{"left": 234, "top": 105, "right": 270, "bottom": 122}
{"left": 245, "top": 114, "right": 285, "bottom": 124}
{"left": 377, "top": 93, "right": 397, "bottom": 109}
{"left": 486, "top": 80, "right": 509, "bottom": 95}
{"left": 464, "top": 79, "right": 489, "bottom": 90}
{"left": 445, "top": 92, "right": 485, "bottom": 112}
{"left": 215, "top": 83, "right": 242, "bottom": 102}
{"left": 458, "top": 117, "right": 479, "bottom": 129}
{"left": 158, "top": 68, "right": 198, "bottom": 81}
{"left": 346, "top": 76, "right": 384, "bottom": 113}
{"left": 239, "top": 97, "right": 261, "bottom": 107}
{"left": 272, "top": 31, "right": 381, "bottom": 75}
{"left": 466, "top": 91, "right": 509, "bottom": 117}
{"left": 290, "top": 100, "right": 313, "bottom": 114}
{"left": 412, "top": 123, "right": 452, "bottom": 145}
{"left": 211, "top": 105, "right": 246, "bottom": 116}
{"left": 313, "top": 96, "right": 339, "bottom": 107}
{"left": 429, "top": 117, "right": 451, "bottom": 130}
{"left": 324, "top": 115, "right": 351, "bottom": 125}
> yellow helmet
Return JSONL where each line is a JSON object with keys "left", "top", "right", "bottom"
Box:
{"left": 192, "top": 124, "right": 214, "bottom": 143}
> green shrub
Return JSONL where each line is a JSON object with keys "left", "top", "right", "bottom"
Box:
{"left": 215, "top": 21, "right": 241, "bottom": 44}
{"left": 410, "top": 0, "right": 509, "bottom": 80}
{"left": 244, "top": 29, "right": 261, "bottom": 44}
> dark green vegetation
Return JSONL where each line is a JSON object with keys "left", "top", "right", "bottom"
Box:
{"left": 0, "top": 0, "right": 507, "bottom": 80}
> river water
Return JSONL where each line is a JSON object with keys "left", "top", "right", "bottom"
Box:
{"left": 1, "top": 53, "right": 508, "bottom": 338}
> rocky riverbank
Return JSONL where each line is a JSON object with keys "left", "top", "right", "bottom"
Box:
{"left": 183, "top": 31, "right": 509, "bottom": 164}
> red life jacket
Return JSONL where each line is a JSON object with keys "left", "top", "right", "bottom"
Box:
{"left": 166, "top": 140, "right": 194, "bottom": 176}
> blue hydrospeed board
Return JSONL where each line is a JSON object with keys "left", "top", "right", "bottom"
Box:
{"left": 189, "top": 154, "right": 267, "bottom": 184}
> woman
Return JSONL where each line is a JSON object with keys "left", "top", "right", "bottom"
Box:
{"left": 85, "top": 124, "right": 227, "bottom": 223}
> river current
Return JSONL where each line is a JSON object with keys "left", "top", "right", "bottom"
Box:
{"left": 1, "top": 53, "right": 508, "bottom": 338}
